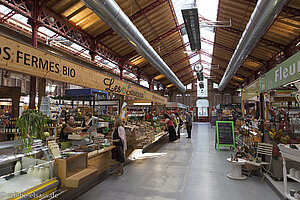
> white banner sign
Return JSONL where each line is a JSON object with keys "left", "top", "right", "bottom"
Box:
{"left": 197, "top": 78, "right": 208, "bottom": 97}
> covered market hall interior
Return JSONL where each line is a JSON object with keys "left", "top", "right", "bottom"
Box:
{"left": 0, "top": 0, "right": 299, "bottom": 199}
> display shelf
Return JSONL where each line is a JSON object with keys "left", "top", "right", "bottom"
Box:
{"left": 279, "top": 144, "right": 300, "bottom": 200}
{"left": 287, "top": 174, "right": 300, "bottom": 184}
{"left": 0, "top": 140, "right": 20, "bottom": 149}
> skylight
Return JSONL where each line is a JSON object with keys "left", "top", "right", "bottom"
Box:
{"left": 171, "top": 0, "right": 219, "bottom": 77}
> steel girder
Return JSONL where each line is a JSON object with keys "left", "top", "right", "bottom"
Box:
{"left": 0, "top": 10, "right": 15, "bottom": 23}
{"left": 124, "top": 23, "right": 185, "bottom": 58}
{"left": 0, "top": 0, "right": 163, "bottom": 84}
{"left": 141, "top": 36, "right": 265, "bottom": 71}
{"left": 201, "top": 37, "right": 267, "bottom": 64}
{"left": 200, "top": 50, "right": 254, "bottom": 74}
{"left": 127, "top": 25, "right": 267, "bottom": 66}
{"left": 0, "top": 0, "right": 122, "bottom": 64}
{"left": 142, "top": 42, "right": 190, "bottom": 69}
{"left": 220, "top": 26, "right": 284, "bottom": 50}
{"left": 198, "top": 14, "right": 285, "bottom": 50}
{"left": 154, "top": 51, "right": 199, "bottom": 74}
{"left": 244, "top": 0, "right": 300, "bottom": 17}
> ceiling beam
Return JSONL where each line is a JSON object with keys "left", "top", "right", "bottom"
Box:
{"left": 136, "top": 42, "right": 190, "bottom": 68}
{"left": 95, "top": 0, "right": 169, "bottom": 41}
{"left": 127, "top": 16, "right": 285, "bottom": 59}
{"left": 201, "top": 50, "right": 254, "bottom": 74}
{"left": 244, "top": 0, "right": 300, "bottom": 17}
{"left": 220, "top": 26, "right": 284, "bottom": 50}
{"left": 201, "top": 37, "right": 267, "bottom": 65}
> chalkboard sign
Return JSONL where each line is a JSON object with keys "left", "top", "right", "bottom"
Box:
{"left": 215, "top": 121, "right": 235, "bottom": 152}
{"left": 40, "top": 97, "right": 50, "bottom": 116}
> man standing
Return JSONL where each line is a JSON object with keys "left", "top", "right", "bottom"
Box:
{"left": 186, "top": 112, "right": 192, "bottom": 138}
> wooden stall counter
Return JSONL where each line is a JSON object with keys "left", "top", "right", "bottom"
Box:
{"left": 87, "top": 146, "right": 115, "bottom": 175}
{"left": 55, "top": 146, "right": 115, "bottom": 189}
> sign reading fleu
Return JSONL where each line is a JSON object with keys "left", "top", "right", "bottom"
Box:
{"left": 265, "top": 51, "right": 300, "bottom": 91}
{"left": 0, "top": 34, "right": 167, "bottom": 104}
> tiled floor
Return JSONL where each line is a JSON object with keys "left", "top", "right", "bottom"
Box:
{"left": 76, "top": 122, "right": 280, "bottom": 200}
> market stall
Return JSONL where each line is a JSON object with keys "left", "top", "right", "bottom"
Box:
{"left": 124, "top": 100, "right": 168, "bottom": 156}
{"left": 229, "top": 51, "right": 300, "bottom": 198}
{"left": 0, "top": 34, "right": 168, "bottom": 199}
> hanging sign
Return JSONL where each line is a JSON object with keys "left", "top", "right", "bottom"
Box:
{"left": 243, "top": 79, "right": 260, "bottom": 101}
{"left": 0, "top": 34, "right": 167, "bottom": 104}
{"left": 265, "top": 51, "right": 300, "bottom": 91}
{"left": 197, "top": 78, "right": 208, "bottom": 97}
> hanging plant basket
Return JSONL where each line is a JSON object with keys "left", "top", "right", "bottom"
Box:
{"left": 16, "top": 109, "right": 46, "bottom": 154}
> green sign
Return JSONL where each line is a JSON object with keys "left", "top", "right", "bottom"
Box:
{"left": 215, "top": 121, "right": 236, "bottom": 152}
{"left": 243, "top": 79, "right": 260, "bottom": 100}
{"left": 265, "top": 51, "right": 300, "bottom": 91}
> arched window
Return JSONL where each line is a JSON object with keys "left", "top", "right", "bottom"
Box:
{"left": 196, "top": 99, "right": 209, "bottom": 117}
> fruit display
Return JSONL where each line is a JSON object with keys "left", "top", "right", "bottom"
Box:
{"left": 280, "top": 135, "right": 290, "bottom": 144}
{"left": 124, "top": 122, "right": 167, "bottom": 147}
{"left": 269, "top": 129, "right": 282, "bottom": 140}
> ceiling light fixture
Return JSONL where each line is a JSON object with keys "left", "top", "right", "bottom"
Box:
{"left": 181, "top": 3, "right": 201, "bottom": 51}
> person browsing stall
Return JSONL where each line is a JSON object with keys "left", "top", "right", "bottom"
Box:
{"left": 163, "top": 114, "right": 177, "bottom": 142}
{"left": 111, "top": 119, "right": 127, "bottom": 176}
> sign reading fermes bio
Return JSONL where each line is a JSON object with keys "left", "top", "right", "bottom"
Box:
{"left": 265, "top": 51, "right": 300, "bottom": 91}
{"left": 215, "top": 121, "right": 235, "bottom": 152}
{"left": 0, "top": 34, "right": 167, "bottom": 104}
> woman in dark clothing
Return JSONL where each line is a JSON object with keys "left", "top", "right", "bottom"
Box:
{"left": 163, "top": 114, "right": 177, "bottom": 142}
{"left": 59, "top": 115, "right": 88, "bottom": 142}
{"left": 111, "top": 119, "right": 127, "bottom": 176}
{"left": 81, "top": 112, "right": 92, "bottom": 132}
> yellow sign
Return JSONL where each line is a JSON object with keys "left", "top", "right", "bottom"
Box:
{"left": 0, "top": 34, "right": 167, "bottom": 104}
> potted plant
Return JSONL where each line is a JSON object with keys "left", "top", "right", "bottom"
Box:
{"left": 16, "top": 109, "right": 46, "bottom": 154}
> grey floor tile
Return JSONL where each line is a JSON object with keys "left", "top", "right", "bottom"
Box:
{"left": 76, "top": 122, "right": 280, "bottom": 200}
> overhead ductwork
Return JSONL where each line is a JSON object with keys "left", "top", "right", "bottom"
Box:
{"left": 218, "top": 0, "right": 287, "bottom": 91}
{"left": 81, "top": 0, "right": 186, "bottom": 93}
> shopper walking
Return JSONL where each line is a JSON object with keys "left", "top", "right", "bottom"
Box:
{"left": 163, "top": 114, "right": 177, "bottom": 142}
{"left": 111, "top": 119, "right": 127, "bottom": 176}
{"left": 175, "top": 113, "right": 183, "bottom": 139}
{"left": 186, "top": 112, "right": 193, "bottom": 138}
